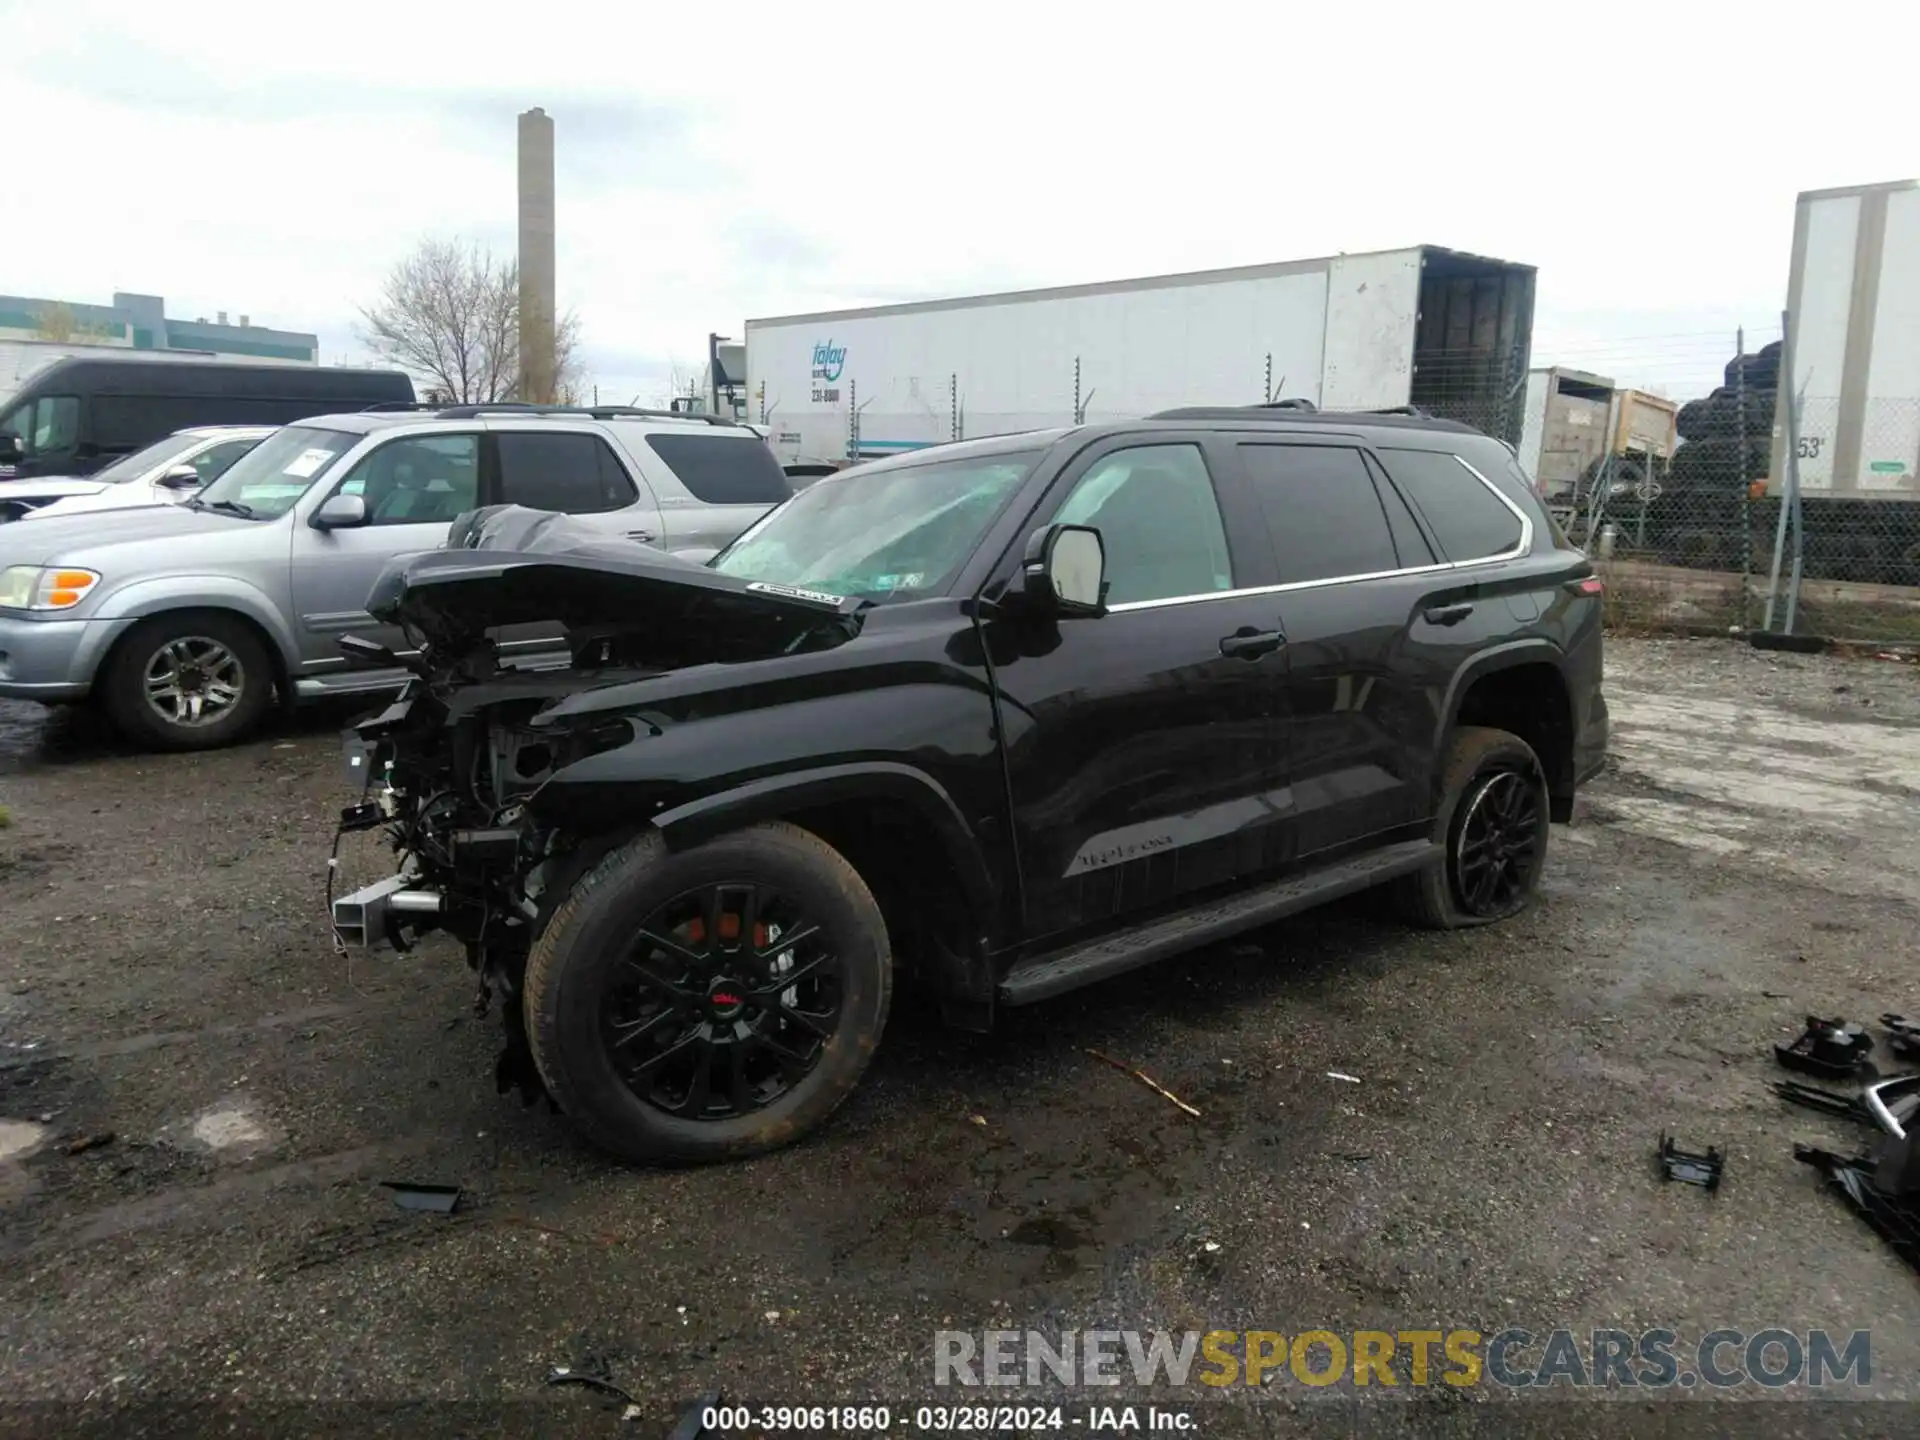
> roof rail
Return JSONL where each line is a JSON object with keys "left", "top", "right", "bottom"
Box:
{"left": 428, "top": 403, "right": 739, "bottom": 426}
{"left": 359, "top": 400, "right": 443, "bottom": 413}
{"left": 1144, "top": 403, "right": 1482, "bottom": 435}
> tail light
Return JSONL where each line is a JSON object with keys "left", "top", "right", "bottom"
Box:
{"left": 1571, "top": 576, "right": 1605, "bottom": 597}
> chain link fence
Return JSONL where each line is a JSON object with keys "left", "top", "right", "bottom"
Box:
{"left": 1571, "top": 338, "right": 1920, "bottom": 645}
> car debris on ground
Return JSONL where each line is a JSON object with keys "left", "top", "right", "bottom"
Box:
{"left": 1770, "top": 1012, "right": 1920, "bottom": 1272}
{"left": 379, "top": 1181, "right": 462, "bottom": 1214}
{"left": 1656, "top": 1133, "right": 1725, "bottom": 1190}
{"left": 1774, "top": 1015, "right": 1875, "bottom": 1080}
{"left": 1085, "top": 1049, "right": 1201, "bottom": 1118}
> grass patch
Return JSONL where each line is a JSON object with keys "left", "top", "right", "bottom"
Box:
{"left": 1788, "top": 597, "right": 1920, "bottom": 645}
{"left": 1598, "top": 561, "right": 1747, "bottom": 635}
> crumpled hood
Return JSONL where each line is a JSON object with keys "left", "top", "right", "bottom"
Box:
{"left": 365, "top": 504, "right": 866, "bottom": 658}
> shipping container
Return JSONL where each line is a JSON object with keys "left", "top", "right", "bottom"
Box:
{"left": 743, "top": 245, "right": 1535, "bottom": 466}
{"left": 1517, "top": 367, "right": 1615, "bottom": 498}
{"left": 1518, "top": 368, "right": 1678, "bottom": 500}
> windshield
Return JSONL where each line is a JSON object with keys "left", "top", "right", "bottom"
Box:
{"left": 711, "top": 450, "right": 1040, "bottom": 602}
{"left": 192, "top": 425, "right": 360, "bottom": 520}
{"left": 91, "top": 433, "right": 206, "bottom": 485}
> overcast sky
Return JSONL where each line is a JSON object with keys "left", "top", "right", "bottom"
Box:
{"left": 5, "top": 0, "right": 1910, "bottom": 405}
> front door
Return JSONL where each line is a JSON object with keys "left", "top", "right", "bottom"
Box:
{"left": 982, "top": 436, "right": 1292, "bottom": 944}
{"left": 289, "top": 431, "right": 484, "bottom": 668}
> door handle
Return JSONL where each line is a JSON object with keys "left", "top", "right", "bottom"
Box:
{"left": 1219, "top": 627, "right": 1285, "bottom": 660}
{"left": 626, "top": 529, "right": 656, "bottom": 543}
{"left": 1422, "top": 603, "right": 1474, "bottom": 626}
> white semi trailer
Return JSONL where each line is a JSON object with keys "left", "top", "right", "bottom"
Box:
{"left": 743, "top": 246, "right": 1536, "bottom": 468}
{"left": 1756, "top": 178, "right": 1920, "bottom": 582}
{"left": 1773, "top": 179, "right": 1920, "bottom": 499}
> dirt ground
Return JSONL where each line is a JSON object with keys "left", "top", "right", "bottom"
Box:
{"left": 2, "top": 635, "right": 1919, "bottom": 1437}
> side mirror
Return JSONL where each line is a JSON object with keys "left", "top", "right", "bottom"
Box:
{"left": 157, "top": 463, "right": 203, "bottom": 490}
{"left": 1019, "top": 523, "right": 1107, "bottom": 618}
{"left": 0, "top": 434, "right": 22, "bottom": 465}
{"left": 313, "top": 493, "right": 369, "bottom": 530}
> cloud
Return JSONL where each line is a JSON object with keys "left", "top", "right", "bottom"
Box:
{"left": 5, "top": 0, "right": 1914, "bottom": 410}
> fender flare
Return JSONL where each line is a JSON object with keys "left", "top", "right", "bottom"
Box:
{"left": 1434, "top": 636, "right": 1571, "bottom": 770}
{"left": 93, "top": 576, "right": 302, "bottom": 669}
{"left": 649, "top": 760, "right": 996, "bottom": 939}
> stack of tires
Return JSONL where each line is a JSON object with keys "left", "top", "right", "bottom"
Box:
{"left": 1646, "top": 342, "right": 1781, "bottom": 571}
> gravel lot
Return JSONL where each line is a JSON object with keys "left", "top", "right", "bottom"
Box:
{"left": 2, "top": 635, "right": 1918, "bottom": 1436}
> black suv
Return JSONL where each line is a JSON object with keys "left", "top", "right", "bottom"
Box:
{"left": 331, "top": 406, "right": 1609, "bottom": 1164}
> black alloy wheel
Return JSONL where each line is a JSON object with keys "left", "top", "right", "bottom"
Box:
{"left": 608, "top": 881, "right": 842, "bottom": 1120}
{"left": 1392, "top": 725, "right": 1551, "bottom": 930}
{"left": 522, "top": 822, "right": 892, "bottom": 1164}
{"left": 1452, "top": 769, "right": 1545, "bottom": 917}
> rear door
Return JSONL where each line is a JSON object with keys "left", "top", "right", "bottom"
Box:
{"left": 628, "top": 429, "right": 793, "bottom": 555}
{"left": 1228, "top": 436, "right": 1445, "bottom": 860}
{"left": 983, "top": 434, "right": 1293, "bottom": 943}
{"left": 492, "top": 426, "right": 663, "bottom": 540}
{"left": 488, "top": 426, "right": 665, "bottom": 662}
{"left": 1230, "top": 437, "right": 1529, "bottom": 861}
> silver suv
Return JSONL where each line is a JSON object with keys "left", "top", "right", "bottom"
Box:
{"left": 0, "top": 405, "right": 791, "bottom": 750}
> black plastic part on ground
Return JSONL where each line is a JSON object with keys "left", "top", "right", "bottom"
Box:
{"left": 1884, "top": 1014, "right": 1920, "bottom": 1061}
{"left": 1657, "top": 1132, "right": 1724, "bottom": 1189}
{"left": 1795, "top": 1141, "right": 1920, "bottom": 1275}
{"left": 1773, "top": 1079, "right": 1876, "bottom": 1125}
{"left": 1775, "top": 1016, "right": 1875, "bottom": 1080}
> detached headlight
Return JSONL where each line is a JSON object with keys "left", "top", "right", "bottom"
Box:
{"left": 0, "top": 565, "right": 101, "bottom": 611}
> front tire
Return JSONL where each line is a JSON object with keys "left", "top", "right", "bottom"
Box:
{"left": 99, "top": 611, "right": 275, "bottom": 752}
{"left": 523, "top": 822, "right": 892, "bottom": 1164}
{"left": 1393, "top": 726, "right": 1551, "bottom": 930}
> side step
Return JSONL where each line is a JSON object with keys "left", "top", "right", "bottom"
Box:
{"left": 997, "top": 838, "right": 1438, "bottom": 1007}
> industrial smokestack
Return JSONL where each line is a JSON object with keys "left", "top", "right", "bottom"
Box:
{"left": 517, "top": 106, "right": 557, "bottom": 404}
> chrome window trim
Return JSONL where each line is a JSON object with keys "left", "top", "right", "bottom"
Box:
{"left": 1103, "top": 448, "right": 1534, "bottom": 614}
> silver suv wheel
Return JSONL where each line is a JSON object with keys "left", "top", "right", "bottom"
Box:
{"left": 143, "top": 636, "right": 246, "bottom": 727}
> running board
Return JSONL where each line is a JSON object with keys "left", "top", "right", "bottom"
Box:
{"left": 997, "top": 838, "right": 1439, "bottom": 1007}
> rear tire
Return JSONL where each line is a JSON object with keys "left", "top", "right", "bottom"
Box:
{"left": 1393, "top": 726, "right": 1551, "bottom": 931}
{"left": 99, "top": 611, "right": 275, "bottom": 752}
{"left": 523, "top": 822, "right": 892, "bottom": 1165}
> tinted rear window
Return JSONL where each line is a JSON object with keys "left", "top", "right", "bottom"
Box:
{"left": 1376, "top": 448, "right": 1525, "bottom": 562}
{"left": 645, "top": 433, "right": 791, "bottom": 505}
{"left": 1236, "top": 444, "right": 1401, "bottom": 583}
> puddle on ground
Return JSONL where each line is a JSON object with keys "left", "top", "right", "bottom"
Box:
{"left": 0, "top": 1118, "right": 49, "bottom": 1161}
{"left": 185, "top": 1099, "right": 279, "bottom": 1156}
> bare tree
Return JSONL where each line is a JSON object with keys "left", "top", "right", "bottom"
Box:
{"left": 358, "top": 237, "right": 585, "bottom": 404}
{"left": 658, "top": 358, "right": 703, "bottom": 409}
{"left": 33, "top": 302, "right": 79, "bottom": 344}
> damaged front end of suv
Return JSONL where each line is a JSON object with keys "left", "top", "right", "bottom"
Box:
{"left": 329, "top": 506, "right": 868, "bottom": 1106}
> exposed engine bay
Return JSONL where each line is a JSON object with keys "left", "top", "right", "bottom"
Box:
{"left": 328, "top": 506, "right": 866, "bottom": 1101}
